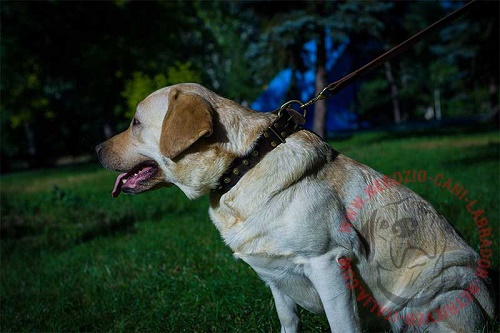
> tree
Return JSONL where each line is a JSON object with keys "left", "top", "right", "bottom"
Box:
{"left": 194, "top": 1, "right": 265, "bottom": 103}
{"left": 252, "top": 0, "right": 390, "bottom": 138}
{"left": 353, "top": 1, "right": 498, "bottom": 124}
{"left": 312, "top": 1, "right": 328, "bottom": 138}
{"left": 1, "top": 1, "right": 209, "bottom": 166}
{"left": 120, "top": 62, "right": 202, "bottom": 120}
{"left": 1, "top": 1, "right": 497, "bottom": 170}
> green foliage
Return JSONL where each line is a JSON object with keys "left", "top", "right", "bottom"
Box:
{"left": 195, "top": 1, "right": 263, "bottom": 102}
{"left": 357, "top": 77, "right": 389, "bottom": 116}
{"left": 1, "top": 1, "right": 206, "bottom": 162}
{"left": 119, "top": 62, "right": 201, "bottom": 119}
{"left": 356, "top": 1, "right": 499, "bottom": 123}
{"left": 6, "top": 62, "right": 51, "bottom": 129}
{"left": 429, "top": 60, "right": 459, "bottom": 88}
{"left": 166, "top": 61, "right": 202, "bottom": 86}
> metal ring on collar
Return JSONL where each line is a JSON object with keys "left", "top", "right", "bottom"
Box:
{"left": 278, "top": 100, "right": 306, "bottom": 118}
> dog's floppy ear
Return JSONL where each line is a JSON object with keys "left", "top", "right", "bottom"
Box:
{"left": 160, "top": 88, "right": 214, "bottom": 159}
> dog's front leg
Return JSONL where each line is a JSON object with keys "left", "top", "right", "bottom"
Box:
{"left": 306, "top": 249, "right": 361, "bottom": 333}
{"left": 269, "top": 283, "right": 300, "bottom": 333}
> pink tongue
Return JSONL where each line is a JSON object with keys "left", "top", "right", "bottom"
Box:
{"left": 112, "top": 173, "right": 127, "bottom": 198}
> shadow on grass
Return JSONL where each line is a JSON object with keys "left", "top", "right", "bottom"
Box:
{"left": 0, "top": 185, "right": 139, "bottom": 250}
{"left": 443, "top": 142, "right": 500, "bottom": 167}
{"left": 79, "top": 211, "right": 137, "bottom": 243}
{"left": 0, "top": 208, "right": 138, "bottom": 249}
{"left": 331, "top": 123, "right": 498, "bottom": 144}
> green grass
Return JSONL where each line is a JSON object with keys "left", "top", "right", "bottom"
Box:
{"left": 1, "top": 126, "right": 498, "bottom": 332}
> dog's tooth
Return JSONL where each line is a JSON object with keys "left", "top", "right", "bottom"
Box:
{"left": 122, "top": 179, "right": 127, "bottom": 184}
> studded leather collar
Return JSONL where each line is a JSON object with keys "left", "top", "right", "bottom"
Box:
{"left": 213, "top": 108, "right": 305, "bottom": 195}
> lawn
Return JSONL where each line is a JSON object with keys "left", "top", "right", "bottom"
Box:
{"left": 1, "top": 126, "right": 498, "bottom": 332}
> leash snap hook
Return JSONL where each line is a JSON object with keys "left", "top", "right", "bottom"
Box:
{"left": 317, "top": 86, "right": 332, "bottom": 101}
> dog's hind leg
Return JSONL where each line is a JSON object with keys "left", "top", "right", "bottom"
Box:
{"left": 269, "top": 284, "right": 300, "bottom": 333}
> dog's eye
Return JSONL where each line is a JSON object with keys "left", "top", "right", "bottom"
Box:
{"left": 132, "top": 118, "right": 141, "bottom": 126}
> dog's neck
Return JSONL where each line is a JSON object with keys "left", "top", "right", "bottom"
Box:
{"left": 213, "top": 108, "right": 305, "bottom": 195}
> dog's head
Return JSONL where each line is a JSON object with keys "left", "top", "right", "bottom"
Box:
{"left": 96, "top": 83, "right": 256, "bottom": 199}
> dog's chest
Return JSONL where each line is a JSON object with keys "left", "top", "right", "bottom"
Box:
{"left": 208, "top": 198, "right": 330, "bottom": 314}
{"left": 209, "top": 195, "right": 332, "bottom": 257}
{"left": 236, "top": 252, "right": 325, "bottom": 314}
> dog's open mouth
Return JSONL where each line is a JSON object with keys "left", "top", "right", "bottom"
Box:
{"left": 112, "top": 161, "right": 159, "bottom": 198}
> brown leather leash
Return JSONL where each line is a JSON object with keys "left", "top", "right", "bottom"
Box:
{"left": 283, "top": 0, "right": 479, "bottom": 117}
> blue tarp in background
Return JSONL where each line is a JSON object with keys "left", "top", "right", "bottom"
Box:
{"left": 251, "top": 36, "right": 359, "bottom": 132}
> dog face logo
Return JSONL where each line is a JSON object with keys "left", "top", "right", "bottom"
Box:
{"left": 363, "top": 197, "right": 447, "bottom": 307}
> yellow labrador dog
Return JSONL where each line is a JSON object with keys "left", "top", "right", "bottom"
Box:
{"left": 96, "top": 83, "right": 494, "bottom": 332}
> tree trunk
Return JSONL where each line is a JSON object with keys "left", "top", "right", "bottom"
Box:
{"left": 287, "top": 46, "right": 299, "bottom": 102}
{"left": 313, "top": 1, "right": 327, "bottom": 139}
{"left": 434, "top": 88, "right": 442, "bottom": 121}
{"left": 384, "top": 61, "right": 401, "bottom": 124}
{"left": 23, "top": 122, "right": 36, "bottom": 156}
{"left": 489, "top": 76, "right": 499, "bottom": 125}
